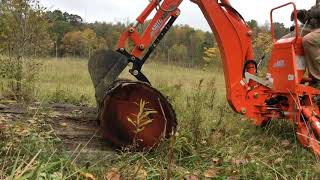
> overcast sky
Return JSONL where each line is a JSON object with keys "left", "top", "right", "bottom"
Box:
{"left": 41, "top": 0, "right": 315, "bottom": 31}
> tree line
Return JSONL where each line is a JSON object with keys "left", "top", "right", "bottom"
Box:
{"left": 0, "top": 0, "right": 290, "bottom": 66}
{"left": 0, "top": 0, "right": 290, "bottom": 99}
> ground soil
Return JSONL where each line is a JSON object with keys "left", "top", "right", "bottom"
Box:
{"left": 0, "top": 101, "right": 113, "bottom": 152}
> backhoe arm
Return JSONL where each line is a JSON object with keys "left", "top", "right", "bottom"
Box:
{"left": 117, "top": 0, "right": 183, "bottom": 82}
{"left": 89, "top": 1, "right": 320, "bottom": 157}
{"left": 116, "top": 0, "right": 254, "bottom": 112}
{"left": 117, "top": 0, "right": 182, "bottom": 58}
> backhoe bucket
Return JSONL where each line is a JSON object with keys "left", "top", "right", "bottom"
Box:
{"left": 88, "top": 50, "right": 177, "bottom": 149}
{"left": 88, "top": 49, "right": 128, "bottom": 106}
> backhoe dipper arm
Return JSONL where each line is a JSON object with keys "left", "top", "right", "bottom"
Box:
{"left": 117, "top": 0, "right": 183, "bottom": 58}
{"left": 117, "top": 0, "right": 255, "bottom": 112}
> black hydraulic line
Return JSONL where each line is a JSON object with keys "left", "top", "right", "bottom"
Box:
{"left": 141, "top": 15, "right": 177, "bottom": 64}
{"left": 117, "top": 15, "right": 178, "bottom": 84}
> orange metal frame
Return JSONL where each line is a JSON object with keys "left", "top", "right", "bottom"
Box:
{"left": 116, "top": 0, "right": 320, "bottom": 159}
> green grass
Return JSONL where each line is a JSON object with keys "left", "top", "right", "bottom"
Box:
{"left": 35, "top": 58, "right": 225, "bottom": 106}
{"left": 0, "top": 58, "right": 319, "bottom": 179}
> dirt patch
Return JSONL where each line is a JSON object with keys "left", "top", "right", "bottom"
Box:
{"left": 0, "top": 101, "right": 113, "bottom": 152}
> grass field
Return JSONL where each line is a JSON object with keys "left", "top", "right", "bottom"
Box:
{"left": 1, "top": 58, "right": 320, "bottom": 179}
{"left": 35, "top": 58, "right": 225, "bottom": 106}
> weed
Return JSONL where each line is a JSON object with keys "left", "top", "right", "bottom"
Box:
{"left": 127, "top": 99, "right": 158, "bottom": 146}
{"left": 0, "top": 57, "right": 42, "bottom": 102}
{"left": 47, "top": 84, "right": 91, "bottom": 105}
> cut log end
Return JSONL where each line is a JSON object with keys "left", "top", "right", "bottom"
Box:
{"left": 99, "top": 80, "right": 177, "bottom": 149}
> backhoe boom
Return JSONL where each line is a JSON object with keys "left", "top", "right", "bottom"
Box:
{"left": 116, "top": 0, "right": 255, "bottom": 113}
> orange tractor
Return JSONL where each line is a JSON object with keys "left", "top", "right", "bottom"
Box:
{"left": 88, "top": 0, "right": 320, "bottom": 158}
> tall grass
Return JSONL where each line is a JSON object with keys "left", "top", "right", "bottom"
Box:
{"left": 0, "top": 58, "right": 319, "bottom": 179}
{"left": 34, "top": 58, "right": 225, "bottom": 106}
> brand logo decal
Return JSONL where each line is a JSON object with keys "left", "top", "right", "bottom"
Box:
{"left": 151, "top": 11, "right": 170, "bottom": 36}
{"left": 273, "top": 60, "right": 285, "bottom": 68}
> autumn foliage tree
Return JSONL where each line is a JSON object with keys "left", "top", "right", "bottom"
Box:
{"left": 62, "top": 28, "right": 101, "bottom": 58}
{"left": 82, "top": 29, "right": 100, "bottom": 58}
{"left": 203, "top": 44, "right": 221, "bottom": 66}
{"left": 46, "top": 10, "right": 84, "bottom": 57}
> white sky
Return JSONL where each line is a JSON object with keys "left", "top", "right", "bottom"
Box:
{"left": 40, "top": 0, "right": 315, "bottom": 31}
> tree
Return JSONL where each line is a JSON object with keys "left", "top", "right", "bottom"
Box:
{"left": 253, "top": 31, "right": 273, "bottom": 61}
{"left": 274, "top": 22, "right": 290, "bottom": 39}
{"left": 62, "top": 31, "right": 82, "bottom": 57}
{"left": 81, "top": 28, "right": 98, "bottom": 58}
{"left": 0, "top": 0, "right": 52, "bottom": 98}
{"left": 187, "top": 30, "right": 205, "bottom": 66}
{"left": 62, "top": 28, "right": 98, "bottom": 58}
{"left": 47, "top": 10, "right": 65, "bottom": 21}
{"left": 47, "top": 10, "right": 82, "bottom": 57}
{"left": 0, "top": 0, "right": 52, "bottom": 57}
{"left": 203, "top": 45, "right": 220, "bottom": 66}
{"left": 247, "top": 19, "right": 258, "bottom": 31}
{"left": 169, "top": 44, "right": 188, "bottom": 63}
{"left": 63, "top": 12, "right": 83, "bottom": 26}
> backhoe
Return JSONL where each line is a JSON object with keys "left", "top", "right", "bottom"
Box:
{"left": 88, "top": 0, "right": 320, "bottom": 159}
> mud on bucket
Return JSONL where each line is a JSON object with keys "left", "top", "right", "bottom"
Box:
{"left": 88, "top": 50, "right": 177, "bottom": 149}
